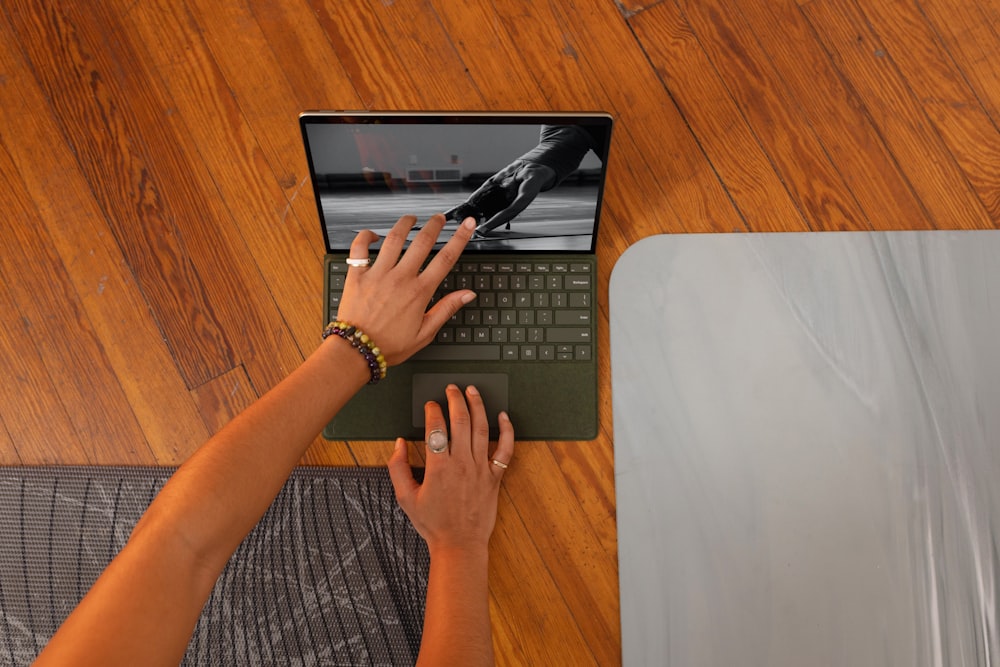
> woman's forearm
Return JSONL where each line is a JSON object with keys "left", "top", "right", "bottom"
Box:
{"left": 137, "top": 335, "right": 369, "bottom": 578}
{"left": 35, "top": 336, "right": 369, "bottom": 666}
{"left": 418, "top": 546, "right": 494, "bottom": 667}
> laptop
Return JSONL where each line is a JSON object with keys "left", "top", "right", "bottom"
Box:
{"left": 299, "top": 111, "right": 613, "bottom": 440}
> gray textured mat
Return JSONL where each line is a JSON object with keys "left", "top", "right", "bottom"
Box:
{"left": 0, "top": 466, "right": 428, "bottom": 666}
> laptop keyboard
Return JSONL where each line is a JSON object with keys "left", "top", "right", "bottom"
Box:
{"left": 327, "top": 258, "right": 594, "bottom": 362}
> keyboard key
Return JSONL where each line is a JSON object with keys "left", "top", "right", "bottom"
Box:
{"left": 518, "top": 310, "right": 534, "bottom": 325}
{"left": 551, "top": 293, "right": 566, "bottom": 308}
{"left": 553, "top": 263, "right": 568, "bottom": 272}
{"left": 566, "top": 275, "right": 592, "bottom": 290}
{"left": 464, "top": 310, "right": 481, "bottom": 325}
{"left": 483, "top": 310, "right": 499, "bottom": 325}
{"left": 539, "top": 345, "right": 555, "bottom": 360}
{"left": 521, "top": 345, "right": 537, "bottom": 360}
{"left": 537, "top": 310, "right": 553, "bottom": 325}
{"left": 533, "top": 292, "right": 550, "bottom": 308}
{"left": 455, "top": 328, "right": 472, "bottom": 342}
{"left": 475, "top": 327, "right": 491, "bottom": 342}
{"left": 547, "top": 328, "right": 592, "bottom": 342}
{"left": 492, "top": 328, "right": 508, "bottom": 343}
{"left": 555, "top": 310, "right": 591, "bottom": 325}
{"left": 534, "top": 263, "right": 550, "bottom": 272}
{"left": 502, "top": 345, "right": 518, "bottom": 360}
{"left": 575, "top": 345, "right": 592, "bottom": 361}
{"left": 512, "top": 275, "right": 527, "bottom": 290}
{"left": 510, "top": 327, "right": 525, "bottom": 343}
{"left": 436, "top": 328, "right": 454, "bottom": 343}
{"left": 528, "top": 328, "right": 544, "bottom": 343}
{"left": 570, "top": 263, "right": 591, "bottom": 272}
{"left": 547, "top": 275, "right": 563, "bottom": 290}
{"left": 569, "top": 292, "right": 590, "bottom": 308}
{"left": 500, "top": 310, "right": 516, "bottom": 325}
{"left": 330, "top": 274, "right": 345, "bottom": 290}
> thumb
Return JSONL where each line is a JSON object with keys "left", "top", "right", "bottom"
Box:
{"left": 418, "top": 290, "right": 476, "bottom": 341}
{"left": 387, "top": 438, "right": 419, "bottom": 506}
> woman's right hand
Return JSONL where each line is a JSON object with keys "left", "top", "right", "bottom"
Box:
{"left": 388, "top": 384, "right": 514, "bottom": 554}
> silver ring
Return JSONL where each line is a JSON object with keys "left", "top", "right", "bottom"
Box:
{"left": 491, "top": 459, "right": 509, "bottom": 470}
{"left": 346, "top": 257, "right": 371, "bottom": 267}
{"left": 427, "top": 429, "right": 449, "bottom": 454}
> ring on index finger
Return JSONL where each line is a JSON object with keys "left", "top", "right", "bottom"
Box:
{"left": 346, "top": 257, "right": 371, "bottom": 267}
{"left": 427, "top": 429, "right": 449, "bottom": 454}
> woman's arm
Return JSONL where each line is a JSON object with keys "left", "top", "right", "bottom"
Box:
{"left": 34, "top": 214, "right": 480, "bottom": 666}
{"left": 389, "top": 384, "right": 515, "bottom": 667}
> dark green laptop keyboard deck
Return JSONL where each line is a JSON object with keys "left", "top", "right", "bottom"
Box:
{"left": 327, "top": 256, "right": 595, "bottom": 363}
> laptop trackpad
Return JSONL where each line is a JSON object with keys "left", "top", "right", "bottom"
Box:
{"left": 412, "top": 373, "right": 509, "bottom": 429}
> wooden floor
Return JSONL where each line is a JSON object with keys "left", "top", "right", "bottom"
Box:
{"left": 2, "top": 0, "right": 999, "bottom": 663}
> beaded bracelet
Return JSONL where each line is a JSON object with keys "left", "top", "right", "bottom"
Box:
{"left": 322, "top": 321, "right": 387, "bottom": 384}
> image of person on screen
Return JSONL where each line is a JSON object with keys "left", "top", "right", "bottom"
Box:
{"left": 444, "top": 124, "right": 605, "bottom": 238}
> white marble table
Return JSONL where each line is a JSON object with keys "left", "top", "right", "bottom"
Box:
{"left": 610, "top": 232, "right": 1000, "bottom": 666}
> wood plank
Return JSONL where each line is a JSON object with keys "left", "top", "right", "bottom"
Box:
{"left": 4, "top": 1, "right": 237, "bottom": 387}
{"left": 0, "top": 13, "right": 211, "bottom": 464}
{"left": 631, "top": 3, "right": 814, "bottom": 232}
{"left": 0, "top": 272, "right": 79, "bottom": 464}
{"left": 803, "top": 0, "right": 994, "bottom": 229}
{"left": 919, "top": 0, "right": 1000, "bottom": 128}
{"left": 499, "top": 442, "right": 621, "bottom": 666}
{"left": 675, "top": 0, "right": 874, "bottom": 231}
{"left": 487, "top": 487, "right": 600, "bottom": 666}
{"left": 0, "top": 145, "right": 149, "bottom": 465}
{"left": 860, "top": 0, "right": 1000, "bottom": 221}
{"left": 736, "top": 0, "right": 936, "bottom": 231}
{"left": 120, "top": 0, "right": 323, "bottom": 358}
{"left": 308, "top": 0, "right": 427, "bottom": 109}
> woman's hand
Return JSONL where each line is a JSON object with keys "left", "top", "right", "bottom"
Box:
{"left": 335, "top": 213, "right": 477, "bottom": 365}
{"left": 388, "top": 384, "right": 515, "bottom": 554}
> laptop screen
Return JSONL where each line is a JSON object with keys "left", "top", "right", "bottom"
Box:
{"left": 300, "top": 113, "right": 612, "bottom": 254}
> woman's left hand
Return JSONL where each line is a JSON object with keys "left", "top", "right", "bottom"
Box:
{"left": 335, "top": 213, "right": 477, "bottom": 365}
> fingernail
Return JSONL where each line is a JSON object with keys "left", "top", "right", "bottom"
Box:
{"left": 462, "top": 217, "right": 476, "bottom": 230}
{"left": 500, "top": 411, "right": 510, "bottom": 422}
{"left": 461, "top": 291, "right": 477, "bottom": 304}
{"left": 395, "top": 437, "right": 405, "bottom": 451}
{"left": 467, "top": 384, "right": 479, "bottom": 396}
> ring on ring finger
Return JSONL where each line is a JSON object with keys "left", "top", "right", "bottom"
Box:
{"left": 427, "top": 429, "right": 449, "bottom": 454}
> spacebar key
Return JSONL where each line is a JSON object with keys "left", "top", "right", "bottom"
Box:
{"left": 411, "top": 345, "right": 502, "bottom": 361}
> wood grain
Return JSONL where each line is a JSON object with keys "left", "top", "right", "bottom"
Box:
{"left": 2, "top": 0, "right": 999, "bottom": 663}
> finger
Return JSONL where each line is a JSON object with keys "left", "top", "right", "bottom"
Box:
{"left": 347, "top": 230, "right": 380, "bottom": 268}
{"left": 464, "top": 385, "right": 491, "bottom": 463}
{"left": 421, "top": 217, "right": 476, "bottom": 287}
{"left": 444, "top": 384, "right": 473, "bottom": 462}
{"left": 424, "top": 400, "right": 450, "bottom": 461}
{"left": 490, "top": 411, "right": 515, "bottom": 479}
{"left": 397, "top": 214, "right": 447, "bottom": 272}
{"left": 416, "top": 291, "right": 477, "bottom": 345}
{"left": 387, "top": 438, "right": 420, "bottom": 509}
{"left": 374, "top": 215, "right": 418, "bottom": 270}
